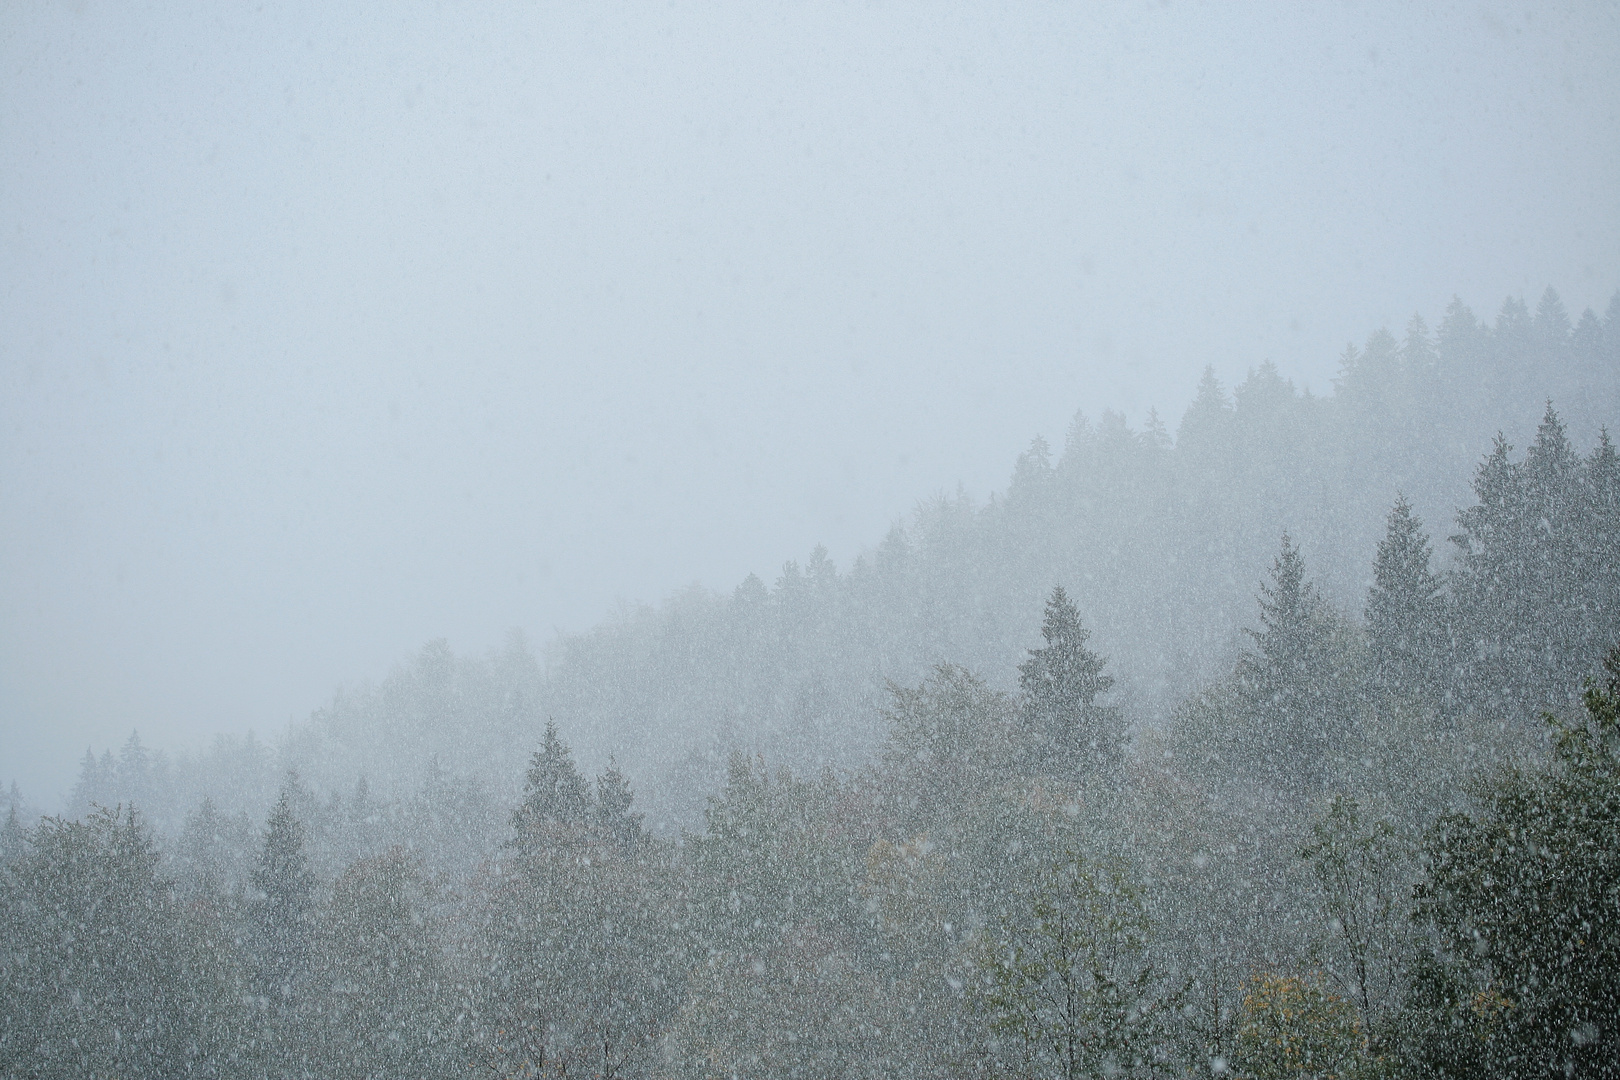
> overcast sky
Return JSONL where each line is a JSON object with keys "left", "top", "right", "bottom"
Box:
{"left": 3, "top": 1, "right": 1618, "bottom": 804}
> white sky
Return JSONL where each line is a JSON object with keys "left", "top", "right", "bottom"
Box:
{"left": 4, "top": 1, "right": 1618, "bottom": 804}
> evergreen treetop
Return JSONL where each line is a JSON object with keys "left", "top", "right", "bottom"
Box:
{"left": 513, "top": 720, "right": 592, "bottom": 840}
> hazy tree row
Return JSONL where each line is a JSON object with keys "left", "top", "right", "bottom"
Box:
{"left": 10, "top": 284, "right": 1620, "bottom": 1077}
{"left": 14, "top": 454, "right": 1620, "bottom": 1075}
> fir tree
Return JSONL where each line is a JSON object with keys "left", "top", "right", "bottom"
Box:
{"left": 512, "top": 720, "right": 592, "bottom": 841}
{"left": 595, "top": 758, "right": 645, "bottom": 849}
{"left": 1175, "top": 366, "right": 1233, "bottom": 452}
{"left": 1366, "top": 496, "right": 1447, "bottom": 702}
{"left": 1451, "top": 408, "right": 1606, "bottom": 715}
{"left": 1401, "top": 313, "right": 1437, "bottom": 377}
{"left": 252, "top": 782, "right": 316, "bottom": 998}
{"left": 1237, "top": 535, "right": 1351, "bottom": 793}
{"left": 1017, "top": 586, "right": 1122, "bottom": 775}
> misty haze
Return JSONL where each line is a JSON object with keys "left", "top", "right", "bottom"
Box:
{"left": 3, "top": 4, "right": 1619, "bottom": 1078}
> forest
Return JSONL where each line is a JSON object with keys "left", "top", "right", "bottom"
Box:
{"left": 4, "top": 287, "right": 1620, "bottom": 1078}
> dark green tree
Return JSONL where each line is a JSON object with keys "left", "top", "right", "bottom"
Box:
{"left": 1365, "top": 495, "right": 1448, "bottom": 703}
{"left": 1403, "top": 646, "right": 1620, "bottom": 1077}
{"left": 1451, "top": 407, "right": 1608, "bottom": 717}
{"left": 311, "top": 848, "right": 461, "bottom": 1077}
{"left": 1237, "top": 534, "right": 1355, "bottom": 793}
{"left": 1018, "top": 586, "right": 1123, "bottom": 776}
{"left": 596, "top": 757, "right": 646, "bottom": 849}
{"left": 251, "top": 782, "right": 317, "bottom": 1000}
{"left": 512, "top": 720, "right": 592, "bottom": 845}
{"left": 0, "top": 807, "right": 246, "bottom": 1077}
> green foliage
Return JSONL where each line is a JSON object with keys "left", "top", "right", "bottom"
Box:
{"left": 1018, "top": 586, "right": 1124, "bottom": 777}
{"left": 1403, "top": 647, "right": 1620, "bottom": 1077}
{"left": 979, "top": 852, "right": 1181, "bottom": 1079}
{"left": 0, "top": 807, "right": 248, "bottom": 1078}
{"left": 687, "top": 754, "right": 857, "bottom": 948}
{"left": 1365, "top": 497, "right": 1448, "bottom": 703}
{"left": 475, "top": 824, "right": 689, "bottom": 1079}
{"left": 1172, "top": 535, "right": 1365, "bottom": 796}
{"left": 251, "top": 782, "right": 317, "bottom": 997}
{"left": 1449, "top": 408, "right": 1620, "bottom": 718}
{"left": 310, "top": 848, "right": 464, "bottom": 1077}
{"left": 512, "top": 720, "right": 593, "bottom": 843}
{"left": 1299, "top": 797, "right": 1414, "bottom": 1041}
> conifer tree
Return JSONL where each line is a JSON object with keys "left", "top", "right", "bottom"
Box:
{"left": 1366, "top": 496, "right": 1447, "bottom": 702}
{"left": 595, "top": 758, "right": 645, "bottom": 848}
{"left": 312, "top": 849, "right": 458, "bottom": 1078}
{"left": 1451, "top": 408, "right": 1605, "bottom": 715}
{"left": 1237, "top": 535, "right": 1350, "bottom": 793}
{"left": 252, "top": 783, "right": 316, "bottom": 997}
{"left": 1175, "top": 366, "right": 1233, "bottom": 453}
{"left": 1401, "top": 313, "right": 1437, "bottom": 377}
{"left": 1018, "top": 586, "right": 1122, "bottom": 775}
{"left": 512, "top": 720, "right": 592, "bottom": 841}
{"left": 0, "top": 807, "right": 245, "bottom": 1076}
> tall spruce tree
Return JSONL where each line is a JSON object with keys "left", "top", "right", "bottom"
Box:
{"left": 595, "top": 758, "right": 645, "bottom": 849}
{"left": 1017, "top": 586, "right": 1122, "bottom": 776}
{"left": 1366, "top": 496, "right": 1447, "bottom": 703}
{"left": 252, "top": 783, "right": 316, "bottom": 997}
{"left": 1238, "top": 534, "right": 1352, "bottom": 793}
{"left": 1451, "top": 407, "right": 1604, "bottom": 716}
{"left": 512, "top": 720, "right": 592, "bottom": 843}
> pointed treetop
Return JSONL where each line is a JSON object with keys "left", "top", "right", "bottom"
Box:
{"left": 1535, "top": 287, "right": 1570, "bottom": 342}
{"left": 1525, "top": 403, "right": 1578, "bottom": 485}
{"left": 1012, "top": 434, "right": 1054, "bottom": 492}
{"left": 1193, "top": 366, "right": 1229, "bottom": 409}
{"left": 1496, "top": 295, "right": 1532, "bottom": 337}
{"left": 1403, "top": 313, "right": 1437, "bottom": 371}
{"left": 514, "top": 720, "right": 592, "bottom": 835}
{"left": 1017, "top": 587, "right": 1120, "bottom": 772}
{"left": 596, "top": 757, "right": 645, "bottom": 846}
{"left": 1019, "top": 587, "right": 1113, "bottom": 710}
{"left": 254, "top": 783, "right": 315, "bottom": 910}
{"left": 1245, "top": 533, "right": 1326, "bottom": 664}
{"left": 1367, "top": 494, "right": 1443, "bottom": 637}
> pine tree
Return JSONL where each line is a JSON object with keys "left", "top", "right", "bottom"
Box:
{"left": 1402, "top": 313, "right": 1437, "bottom": 377}
{"left": 313, "top": 849, "right": 457, "bottom": 1078}
{"left": 1581, "top": 432, "right": 1620, "bottom": 659}
{"left": 1010, "top": 434, "right": 1055, "bottom": 497}
{"left": 1017, "top": 586, "right": 1122, "bottom": 775}
{"left": 1450, "top": 408, "right": 1603, "bottom": 715}
{"left": 1237, "top": 535, "right": 1351, "bottom": 793}
{"left": 1534, "top": 286, "right": 1572, "bottom": 360}
{"left": 1175, "top": 366, "right": 1234, "bottom": 452}
{"left": 1572, "top": 307, "right": 1607, "bottom": 390}
{"left": 1365, "top": 496, "right": 1447, "bottom": 703}
{"left": 177, "top": 796, "right": 227, "bottom": 899}
{"left": 595, "top": 758, "right": 645, "bottom": 849}
{"left": 512, "top": 720, "right": 592, "bottom": 842}
{"left": 252, "top": 783, "right": 316, "bottom": 998}
{"left": 1245, "top": 534, "right": 1326, "bottom": 683}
